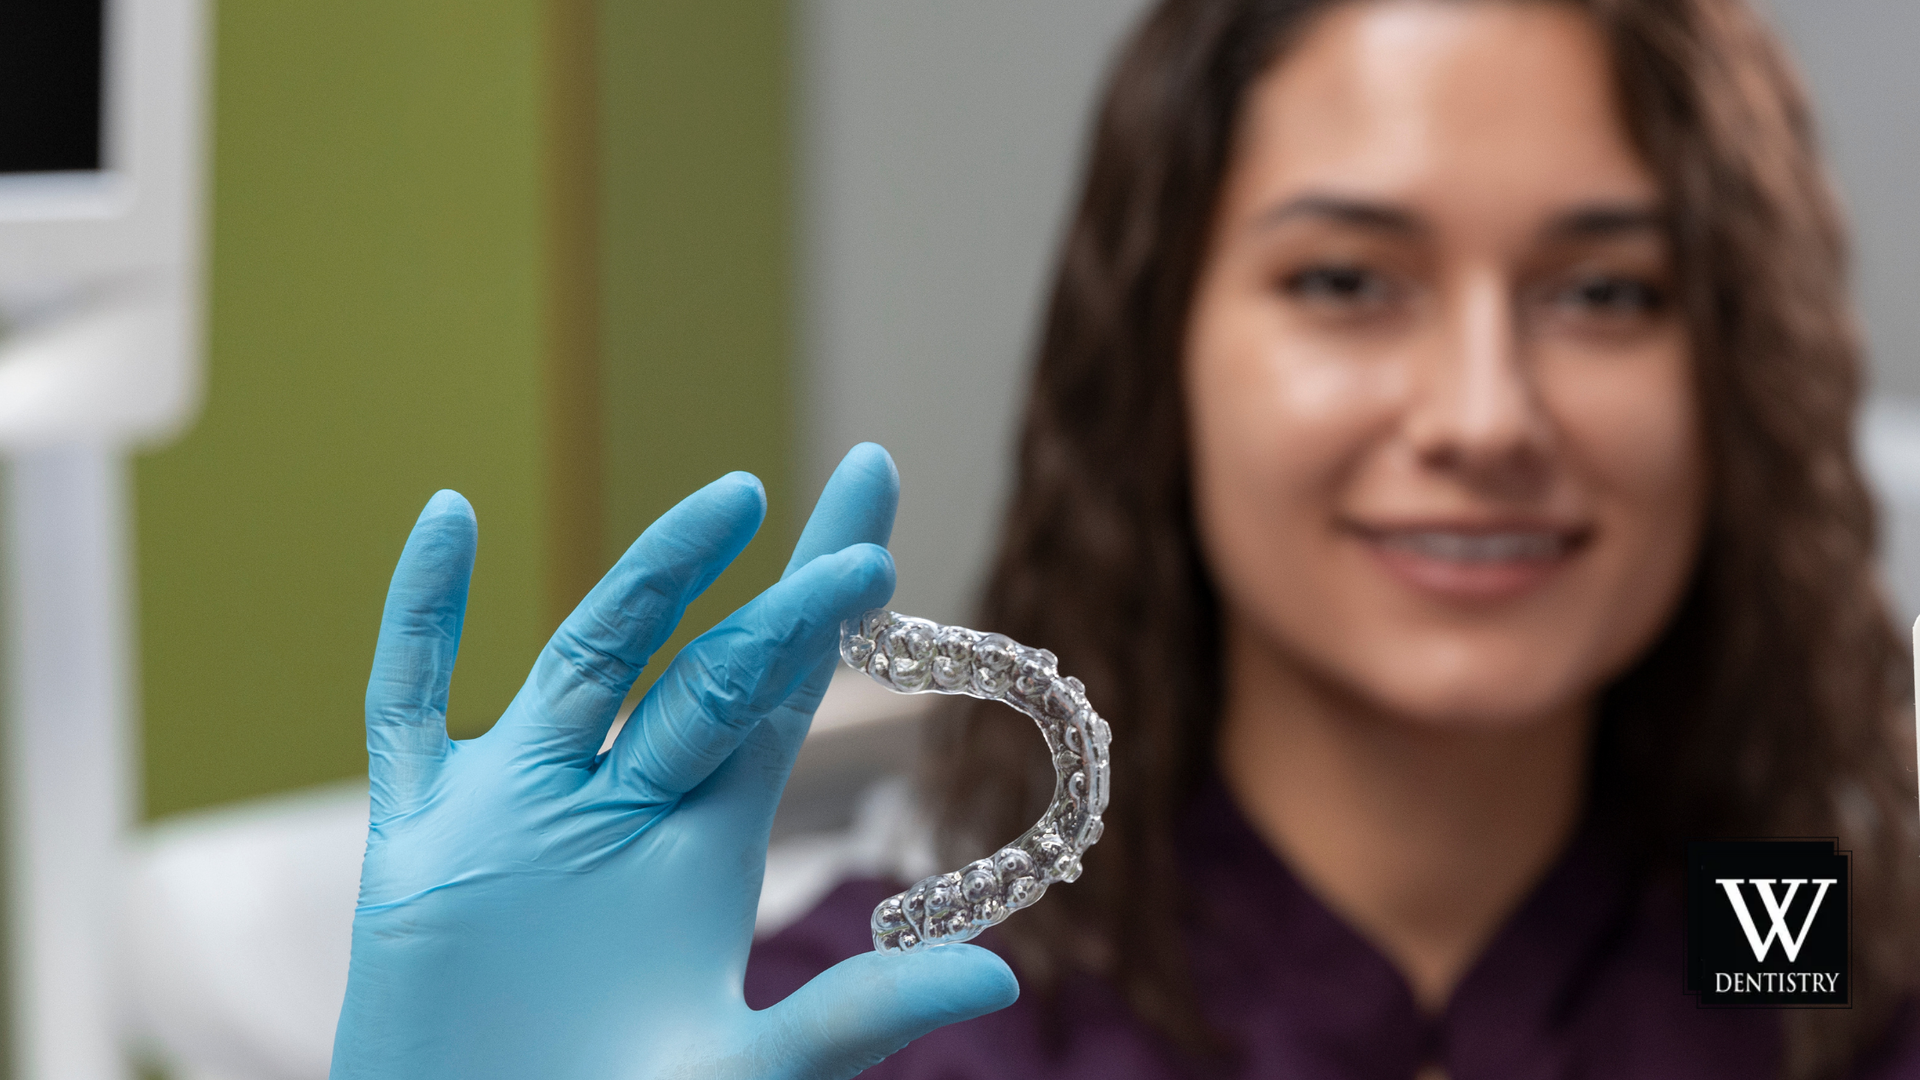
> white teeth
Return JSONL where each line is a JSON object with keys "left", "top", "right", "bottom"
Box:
{"left": 1382, "top": 530, "right": 1566, "bottom": 563}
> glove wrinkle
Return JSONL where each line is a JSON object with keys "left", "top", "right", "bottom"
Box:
{"left": 541, "top": 619, "right": 649, "bottom": 697}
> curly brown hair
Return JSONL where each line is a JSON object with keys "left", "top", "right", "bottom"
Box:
{"left": 921, "top": 1, "right": 1920, "bottom": 1076}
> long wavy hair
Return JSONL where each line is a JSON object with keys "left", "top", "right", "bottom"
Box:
{"left": 921, "top": 0, "right": 1920, "bottom": 1076}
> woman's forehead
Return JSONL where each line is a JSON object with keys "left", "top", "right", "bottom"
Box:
{"left": 1224, "top": 0, "right": 1659, "bottom": 229}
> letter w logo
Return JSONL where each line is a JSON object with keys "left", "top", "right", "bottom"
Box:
{"left": 1715, "top": 878, "right": 1836, "bottom": 963}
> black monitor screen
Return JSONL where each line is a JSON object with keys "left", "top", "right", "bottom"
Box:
{"left": 0, "top": 0, "right": 106, "bottom": 174}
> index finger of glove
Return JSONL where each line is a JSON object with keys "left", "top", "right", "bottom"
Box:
{"left": 666, "top": 445, "right": 901, "bottom": 871}
{"left": 366, "top": 490, "right": 476, "bottom": 818}
{"left": 782, "top": 442, "right": 898, "bottom": 581}
{"left": 758, "top": 441, "right": 899, "bottom": 731}
{"left": 608, "top": 542, "right": 894, "bottom": 802}
{"left": 495, "top": 472, "right": 766, "bottom": 762}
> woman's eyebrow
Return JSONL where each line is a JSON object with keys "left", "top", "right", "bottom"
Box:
{"left": 1249, "top": 194, "right": 1422, "bottom": 235}
{"left": 1544, "top": 203, "right": 1667, "bottom": 239}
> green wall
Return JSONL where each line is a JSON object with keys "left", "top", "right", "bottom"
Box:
{"left": 598, "top": 2, "right": 797, "bottom": 675}
{"left": 134, "top": 0, "right": 795, "bottom": 819}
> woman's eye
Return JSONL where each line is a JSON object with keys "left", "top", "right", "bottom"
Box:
{"left": 1554, "top": 274, "right": 1666, "bottom": 316}
{"left": 1281, "top": 265, "right": 1394, "bottom": 308}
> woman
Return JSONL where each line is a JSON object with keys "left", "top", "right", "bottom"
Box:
{"left": 329, "top": 0, "right": 1920, "bottom": 1077}
{"left": 747, "top": 0, "right": 1920, "bottom": 1076}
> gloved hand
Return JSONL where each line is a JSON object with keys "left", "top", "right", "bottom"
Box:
{"left": 329, "top": 444, "right": 1017, "bottom": 1079}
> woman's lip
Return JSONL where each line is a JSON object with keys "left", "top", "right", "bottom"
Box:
{"left": 1350, "top": 524, "right": 1591, "bottom": 602}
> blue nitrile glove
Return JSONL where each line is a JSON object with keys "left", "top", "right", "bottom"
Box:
{"left": 329, "top": 444, "right": 1017, "bottom": 1079}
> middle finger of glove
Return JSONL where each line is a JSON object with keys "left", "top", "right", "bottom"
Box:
{"left": 604, "top": 542, "right": 894, "bottom": 806}
{"left": 491, "top": 472, "right": 767, "bottom": 764}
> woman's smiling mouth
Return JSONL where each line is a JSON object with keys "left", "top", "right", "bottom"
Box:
{"left": 1352, "top": 523, "right": 1593, "bottom": 602}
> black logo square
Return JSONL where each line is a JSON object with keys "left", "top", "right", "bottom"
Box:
{"left": 1685, "top": 840, "right": 1849, "bottom": 1007}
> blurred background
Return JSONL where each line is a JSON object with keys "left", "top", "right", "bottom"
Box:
{"left": 1, "top": 1, "right": 1918, "bottom": 1077}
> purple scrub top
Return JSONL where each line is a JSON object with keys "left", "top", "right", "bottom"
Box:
{"left": 746, "top": 782, "right": 1920, "bottom": 1078}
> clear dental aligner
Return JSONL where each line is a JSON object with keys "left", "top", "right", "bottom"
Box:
{"left": 839, "top": 610, "right": 1113, "bottom": 954}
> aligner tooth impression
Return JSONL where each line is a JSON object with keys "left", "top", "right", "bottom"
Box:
{"left": 844, "top": 609, "right": 1112, "bottom": 954}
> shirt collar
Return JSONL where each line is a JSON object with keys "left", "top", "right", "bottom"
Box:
{"left": 1177, "top": 777, "right": 1640, "bottom": 1073}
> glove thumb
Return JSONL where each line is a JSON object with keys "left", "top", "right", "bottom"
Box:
{"left": 750, "top": 945, "right": 1018, "bottom": 1079}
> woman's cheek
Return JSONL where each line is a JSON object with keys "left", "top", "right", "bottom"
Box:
{"left": 1199, "top": 345, "right": 1371, "bottom": 533}
{"left": 1193, "top": 344, "right": 1403, "bottom": 632}
{"left": 1540, "top": 345, "right": 1705, "bottom": 685}
{"left": 1542, "top": 344, "right": 1701, "bottom": 525}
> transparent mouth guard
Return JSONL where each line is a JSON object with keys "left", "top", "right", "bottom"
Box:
{"left": 838, "top": 610, "right": 1112, "bottom": 954}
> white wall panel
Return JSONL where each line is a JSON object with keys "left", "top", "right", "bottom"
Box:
{"left": 1762, "top": 0, "right": 1920, "bottom": 395}
{"left": 798, "top": 0, "right": 1152, "bottom": 623}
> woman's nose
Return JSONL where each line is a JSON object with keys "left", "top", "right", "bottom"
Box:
{"left": 1404, "top": 273, "right": 1552, "bottom": 496}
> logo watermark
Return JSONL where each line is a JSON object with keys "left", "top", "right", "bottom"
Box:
{"left": 1685, "top": 840, "right": 1849, "bottom": 1007}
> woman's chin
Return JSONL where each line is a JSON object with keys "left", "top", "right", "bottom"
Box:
{"left": 1336, "top": 651, "right": 1593, "bottom": 734}
{"left": 1369, "top": 683, "right": 1588, "bottom": 735}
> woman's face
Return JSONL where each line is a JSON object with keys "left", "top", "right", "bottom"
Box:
{"left": 1185, "top": 0, "right": 1705, "bottom": 728}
